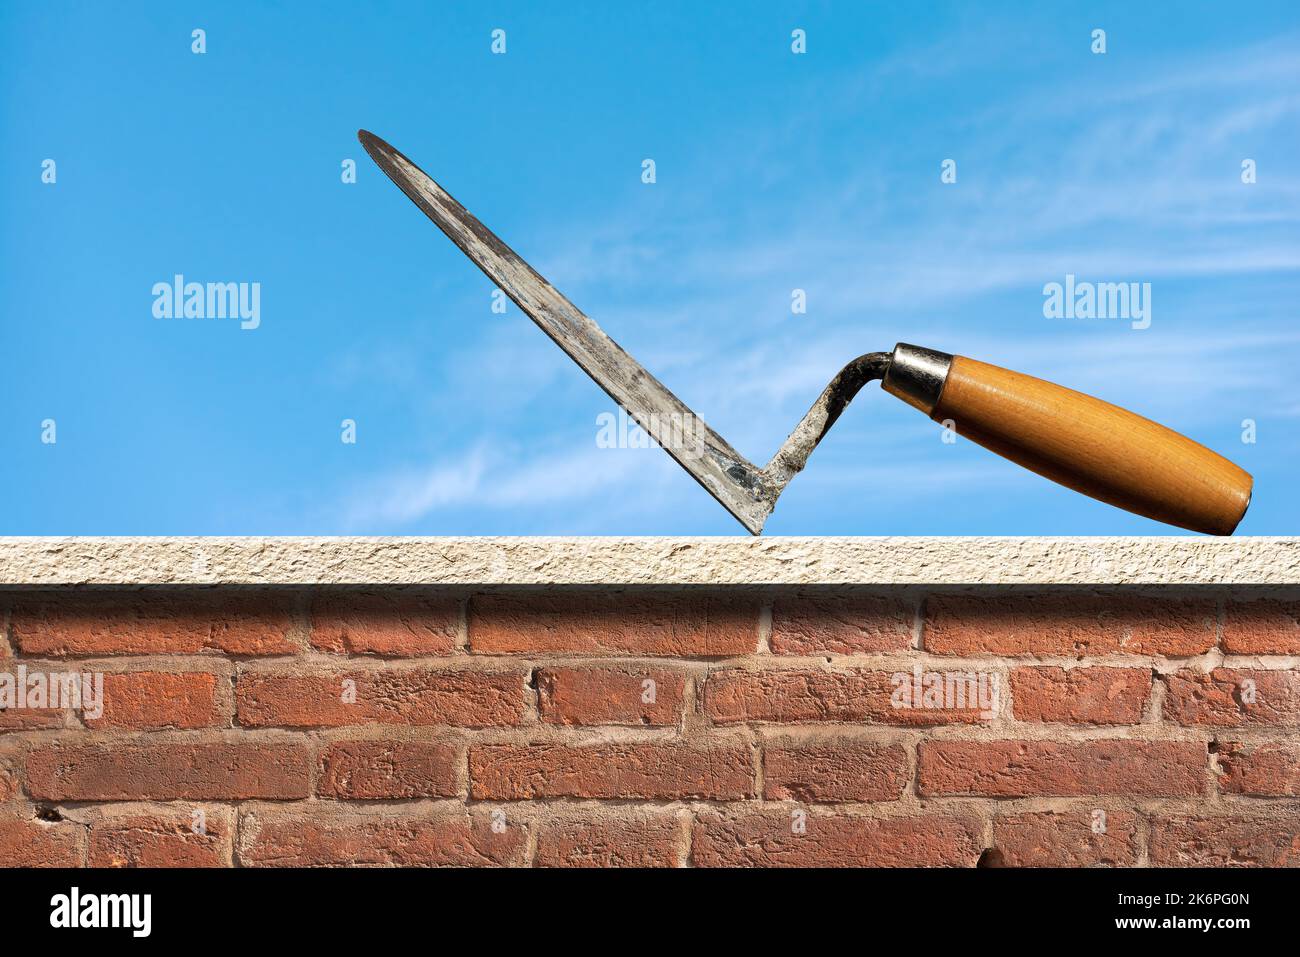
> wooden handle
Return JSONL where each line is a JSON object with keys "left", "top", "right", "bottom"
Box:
{"left": 930, "top": 356, "right": 1252, "bottom": 535}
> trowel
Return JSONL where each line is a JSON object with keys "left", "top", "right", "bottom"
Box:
{"left": 360, "top": 130, "right": 1252, "bottom": 536}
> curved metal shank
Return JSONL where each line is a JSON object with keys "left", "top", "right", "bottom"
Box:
{"left": 759, "top": 353, "right": 891, "bottom": 495}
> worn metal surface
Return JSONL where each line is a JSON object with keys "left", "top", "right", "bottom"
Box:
{"left": 0, "top": 537, "right": 1295, "bottom": 585}
{"left": 359, "top": 131, "right": 902, "bottom": 534}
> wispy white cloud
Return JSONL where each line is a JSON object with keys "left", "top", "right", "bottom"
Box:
{"left": 541, "top": 37, "right": 1300, "bottom": 309}
{"left": 343, "top": 445, "right": 491, "bottom": 526}
{"left": 341, "top": 440, "right": 671, "bottom": 529}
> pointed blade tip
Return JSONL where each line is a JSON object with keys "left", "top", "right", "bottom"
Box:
{"left": 357, "top": 129, "right": 391, "bottom": 160}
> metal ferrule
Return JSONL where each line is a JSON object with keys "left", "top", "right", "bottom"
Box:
{"left": 881, "top": 343, "right": 953, "bottom": 415}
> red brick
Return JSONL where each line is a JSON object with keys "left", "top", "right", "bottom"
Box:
{"left": 1164, "top": 668, "right": 1300, "bottom": 727}
{"left": 535, "top": 813, "right": 683, "bottom": 867}
{"left": 692, "top": 811, "right": 982, "bottom": 867}
{"left": 88, "top": 672, "right": 219, "bottom": 730}
{"left": 0, "top": 815, "right": 83, "bottom": 867}
{"left": 469, "top": 593, "right": 756, "bottom": 656}
{"left": 26, "top": 742, "right": 310, "bottom": 800}
{"left": 1011, "top": 667, "right": 1149, "bottom": 724}
{"left": 209, "top": 603, "right": 299, "bottom": 655}
{"left": 11, "top": 594, "right": 297, "bottom": 656}
{"left": 470, "top": 743, "right": 754, "bottom": 800}
{"left": 704, "top": 668, "right": 995, "bottom": 725}
{"left": 0, "top": 708, "right": 62, "bottom": 731}
{"left": 763, "top": 743, "right": 908, "bottom": 802}
{"left": 1217, "top": 741, "right": 1300, "bottom": 796}
{"left": 992, "top": 810, "right": 1138, "bottom": 866}
{"left": 310, "top": 593, "right": 458, "bottom": 656}
{"left": 918, "top": 740, "right": 1204, "bottom": 797}
{"left": 89, "top": 809, "right": 230, "bottom": 867}
{"left": 925, "top": 593, "right": 1215, "bottom": 657}
{"left": 1223, "top": 599, "right": 1300, "bottom": 655}
{"left": 240, "top": 811, "right": 525, "bottom": 866}
{"left": 1150, "top": 814, "right": 1300, "bottom": 866}
{"left": 0, "top": 661, "right": 66, "bottom": 728}
{"left": 317, "top": 740, "right": 459, "bottom": 799}
{"left": 236, "top": 669, "right": 525, "bottom": 728}
{"left": 769, "top": 595, "right": 911, "bottom": 655}
{"left": 536, "top": 666, "right": 685, "bottom": 727}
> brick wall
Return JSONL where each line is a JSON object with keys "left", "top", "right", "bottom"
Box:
{"left": 2, "top": 581, "right": 1298, "bottom": 867}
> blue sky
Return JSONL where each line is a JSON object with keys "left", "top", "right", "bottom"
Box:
{"left": 2, "top": 1, "right": 1297, "bottom": 535}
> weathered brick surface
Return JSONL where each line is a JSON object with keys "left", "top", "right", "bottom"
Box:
{"left": 1163, "top": 668, "right": 1300, "bottom": 727}
{"left": 317, "top": 740, "right": 459, "bottom": 799}
{"left": 1010, "top": 667, "right": 1149, "bottom": 724}
{"left": 918, "top": 740, "right": 1205, "bottom": 797}
{"left": 705, "top": 668, "right": 993, "bottom": 725}
{"left": 87, "top": 808, "right": 232, "bottom": 867}
{"left": 236, "top": 669, "right": 526, "bottom": 728}
{"left": 469, "top": 593, "right": 756, "bottom": 656}
{"left": 3, "top": 580, "right": 1297, "bottom": 868}
{"left": 925, "top": 594, "right": 1215, "bottom": 657}
{"left": 1216, "top": 741, "right": 1300, "bottom": 796}
{"left": 536, "top": 665, "right": 685, "bottom": 726}
{"left": 1223, "top": 600, "right": 1300, "bottom": 655}
{"left": 992, "top": 810, "right": 1139, "bottom": 866}
{"left": 693, "top": 812, "right": 983, "bottom": 867}
{"left": 89, "top": 671, "right": 220, "bottom": 730}
{"left": 11, "top": 595, "right": 298, "bottom": 656}
{"left": 311, "top": 593, "right": 458, "bottom": 656}
{"left": 26, "top": 742, "right": 310, "bottom": 800}
{"left": 535, "top": 813, "right": 683, "bottom": 867}
{"left": 470, "top": 743, "right": 754, "bottom": 800}
{"left": 769, "top": 595, "right": 912, "bottom": 655}
{"left": 0, "top": 705, "right": 63, "bottom": 730}
{"left": 0, "top": 814, "right": 84, "bottom": 866}
{"left": 240, "top": 811, "right": 527, "bottom": 866}
{"left": 763, "top": 742, "right": 908, "bottom": 802}
{"left": 0, "top": 760, "right": 15, "bottom": 801}
{"left": 1149, "top": 814, "right": 1300, "bottom": 866}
